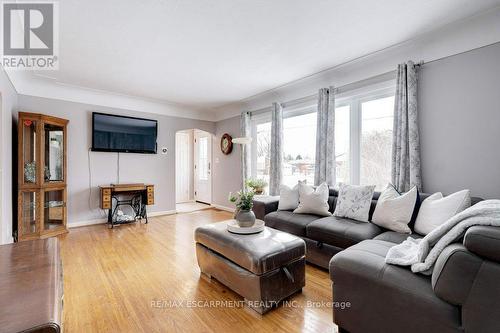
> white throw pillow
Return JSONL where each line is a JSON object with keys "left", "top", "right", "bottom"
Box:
{"left": 333, "top": 183, "right": 375, "bottom": 222}
{"left": 372, "top": 184, "right": 418, "bottom": 234}
{"left": 278, "top": 183, "right": 300, "bottom": 211}
{"left": 293, "top": 182, "right": 331, "bottom": 217}
{"left": 414, "top": 190, "right": 471, "bottom": 235}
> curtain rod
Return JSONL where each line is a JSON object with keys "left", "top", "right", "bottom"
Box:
{"left": 415, "top": 40, "right": 500, "bottom": 67}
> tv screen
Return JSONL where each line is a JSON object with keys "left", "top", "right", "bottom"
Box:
{"left": 91, "top": 112, "right": 157, "bottom": 154}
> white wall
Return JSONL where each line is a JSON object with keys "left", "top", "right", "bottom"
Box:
{"left": 0, "top": 68, "right": 18, "bottom": 244}
{"left": 17, "top": 95, "right": 215, "bottom": 226}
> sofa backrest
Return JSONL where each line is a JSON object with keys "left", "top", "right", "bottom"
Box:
{"left": 327, "top": 188, "right": 483, "bottom": 230}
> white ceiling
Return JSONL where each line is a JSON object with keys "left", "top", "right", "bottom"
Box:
{"left": 12, "top": 0, "right": 500, "bottom": 114}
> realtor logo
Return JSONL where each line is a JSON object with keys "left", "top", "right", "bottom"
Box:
{"left": 1, "top": 1, "right": 59, "bottom": 70}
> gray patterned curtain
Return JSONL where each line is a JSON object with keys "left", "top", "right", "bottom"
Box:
{"left": 392, "top": 61, "right": 422, "bottom": 192}
{"left": 240, "top": 112, "right": 251, "bottom": 187}
{"left": 314, "top": 87, "right": 336, "bottom": 186}
{"left": 269, "top": 102, "right": 283, "bottom": 195}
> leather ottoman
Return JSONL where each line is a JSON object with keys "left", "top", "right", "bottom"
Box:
{"left": 195, "top": 221, "right": 306, "bottom": 314}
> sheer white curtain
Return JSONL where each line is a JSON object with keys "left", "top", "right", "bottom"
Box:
{"left": 314, "top": 87, "right": 336, "bottom": 186}
{"left": 269, "top": 103, "right": 283, "bottom": 195}
{"left": 392, "top": 61, "right": 422, "bottom": 191}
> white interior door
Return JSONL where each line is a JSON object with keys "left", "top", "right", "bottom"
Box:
{"left": 194, "top": 130, "right": 212, "bottom": 204}
{"left": 175, "top": 131, "right": 191, "bottom": 203}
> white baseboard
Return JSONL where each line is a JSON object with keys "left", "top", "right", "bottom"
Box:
{"left": 69, "top": 218, "right": 107, "bottom": 228}
{"left": 1, "top": 236, "right": 14, "bottom": 245}
{"left": 149, "top": 210, "right": 177, "bottom": 217}
{"left": 210, "top": 204, "right": 235, "bottom": 213}
{"left": 176, "top": 199, "right": 196, "bottom": 204}
{"left": 68, "top": 210, "right": 177, "bottom": 228}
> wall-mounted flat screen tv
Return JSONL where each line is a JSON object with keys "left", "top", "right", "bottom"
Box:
{"left": 91, "top": 112, "right": 157, "bottom": 154}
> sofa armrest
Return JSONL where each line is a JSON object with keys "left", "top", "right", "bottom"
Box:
{"left": 432, "top": 244, "right": 482, "bottom": 305}
{"left": 252, "top": 196, "right": 280, "bottom": 220}
{"left": 463, "top": 226, "right": 500, "bottom": 263}
{"left": 432, "top": 242, "right": 500, "bottom": 332}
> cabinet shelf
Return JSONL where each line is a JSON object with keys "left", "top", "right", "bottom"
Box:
{"left": 16, "top": 112, "right": 69, "bottom": 242}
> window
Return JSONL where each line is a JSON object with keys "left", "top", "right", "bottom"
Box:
{"left": 282, "top": 111, "right": 316, "bottom": 187}
{"left": 337, "top": 86, "right": 395, "bottom": 190}
{"left": 254, "top": 121, "right": 271, "bottom": 185}
{"left": 335, "top": 105, "right": 350, "bottom": 183}
{"left": 198, "top": 136, "right": 209, "bottom": 180}
{"left": 360, "top": 96, "right": 394, "bottom": 189}
{"left": 251, "top": 106, "right": 317, "bottom": 188}
{"left": 250, "top": 82, "right": 395, "bottom": 191}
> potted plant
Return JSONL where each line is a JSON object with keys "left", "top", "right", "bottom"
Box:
{"left": 228, "top": 190, "right": 256, "bottom": 227}
{"left": 245, "top": 178, "right": 268, "bottom": 195}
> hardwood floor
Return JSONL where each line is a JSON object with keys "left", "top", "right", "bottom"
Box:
{"left": 59, "top": 209, "right": 337, "bottom": 333}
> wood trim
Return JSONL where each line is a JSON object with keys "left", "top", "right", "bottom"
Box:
{"left": 40, "top": 228, "right": 68, "bottom": 239}
{"left": 17, "top": 114, "right": 22, "bottom": 187}
{"left": 18, "top": 112, "right": 43, "bottom": 120}
{"left": 112, "top": 185, "right": 147, "bottom": 192}
{"left": 38, "top": 119, "right": 44, "bottom": 187}
{"left": 18, "top": 112, "right": 69, "bottom": 125}
{"left": 99, "top": 184, "right": 155, "bottom": 209}
{"left": 18, "top": 190, "right": 41, "bottom": 241}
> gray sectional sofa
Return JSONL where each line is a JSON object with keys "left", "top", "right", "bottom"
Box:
{"left": 330, "top": 225, "right": 500, "bottom": 333}
{"left": 253, "top": 189, "right": 500, "bottom": 332}
{"left": 253, "top": 188, "right": 440, "bottom": 269}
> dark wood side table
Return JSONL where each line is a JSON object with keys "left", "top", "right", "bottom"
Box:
{"left": 0, "top": 238, "right": 63, "bottom": 332}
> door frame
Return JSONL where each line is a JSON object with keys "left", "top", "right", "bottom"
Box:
{"left": 193, "top": 129, "right": 212, "bottom": 205}
{"left": 175, "top": 130, "right": 193, "bottom": 204}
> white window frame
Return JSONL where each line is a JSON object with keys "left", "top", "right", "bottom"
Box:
{"left": 336, "top": 82, "right": 396, "bottom": 185}
{"left": 250, "top": 111, "right": 271, "bottom": 179}
{"left": 250, "top": 101, "right": 317, "bottom": 179}
{"left": 249, "top": 80, "right": 396, "bottom": 185}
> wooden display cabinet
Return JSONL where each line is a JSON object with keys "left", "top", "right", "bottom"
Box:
{"left": 17, "top": 112, "right": 69, "bottom": 241}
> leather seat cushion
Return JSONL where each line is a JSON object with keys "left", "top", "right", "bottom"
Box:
{"left": 264, "top": 211, "right": 320, "bottom": 237}
{"left": 374, "top": 231, "right": 423, "bottom": 244}
{"left": 306, "top": 216, "right": 383, "bottom": 249}
{"left": 330, "top": 240, "right": 461, "bottom": 331}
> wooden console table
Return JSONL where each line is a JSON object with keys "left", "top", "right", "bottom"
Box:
{"left": 99, "top": 183, "right": 154, "bottom": 228}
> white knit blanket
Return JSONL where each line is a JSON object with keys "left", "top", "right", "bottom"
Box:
{"left": 385, "top": 199, "right": 500, "bottom": 275}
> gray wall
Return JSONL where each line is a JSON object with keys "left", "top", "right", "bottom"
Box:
{"left": 212, "top": 116, "right": 241, "bottom": 208}
{"left": 214, "top": 43, "right": 500, "bottom": 201}
{"left": 419, "top": 42, "right": 500, "bottom": 199}
{"left": 18, "top": 95, "right": 215, "bottom": 225}
{"left": 5, "top": 41, "right": 500, "bottom": 234}
{"left": 0, "top": 69, "right": 17, "bottom": 243}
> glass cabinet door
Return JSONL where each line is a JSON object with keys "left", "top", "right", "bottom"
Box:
{"left": 22, "top": 119, "right": 38, "bottom": 185}
{"left": 44, "top": 189, "right": 66, "bottom": 231}
{"left": 20, "top": 191, "right": 38, "bottom": 236}
{"left": 44, "top": 123, "right": 65, "bottom": 183}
